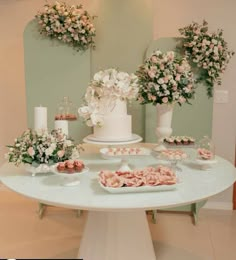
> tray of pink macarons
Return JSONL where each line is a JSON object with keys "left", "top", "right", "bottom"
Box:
{"left": 98, "top": 165, "right": 178, "bottom": 194}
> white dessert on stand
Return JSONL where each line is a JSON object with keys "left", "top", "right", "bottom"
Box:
{"left": 83, "top": 136, "right": 143, "bottom": 172}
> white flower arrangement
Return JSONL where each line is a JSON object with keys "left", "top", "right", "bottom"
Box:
{"left": 136, "top": 50, "right": 196, "bottom": 106}
{"left": 6, "top": 129, "right": 82, "bottom": 167}
{"left": 179, "top": 20, "right": 234, "bottom": 97}
{"left": 78, "top": 69, "right": 139, "bottom": 127}
{"left": 35, "top": 1, "right": 96, "bottom": 51}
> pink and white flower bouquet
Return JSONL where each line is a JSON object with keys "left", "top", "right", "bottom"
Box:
{"left": 179, "top": 20, "right": 234, "bottom": 97}
{"left": 6, "top": 129, "right": 82, "bottom": 167}
{"left": 78, "top": 68, "right": 139, "bottom": 127}
{"left": 35, "top": 1, "right": 96, "bottom": 51}
{"left": 136, "top": 50, "right": 196, "bottom": 106}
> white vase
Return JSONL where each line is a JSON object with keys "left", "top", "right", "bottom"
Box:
{"left": 25, "top": 163, "right": 53, "bottom": 177}
{"left": 155, "top": 104, "right": 174, "bottom": 151}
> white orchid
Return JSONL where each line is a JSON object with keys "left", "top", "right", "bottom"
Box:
{"left": 78, "top": 69, "right": 139, "bottom": 127}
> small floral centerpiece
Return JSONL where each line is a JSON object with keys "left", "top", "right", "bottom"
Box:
{"left": 78, "top": 68, "right": 139, "bottom": 127}
{"left": 136, "top": 50, "right": 195, "bottom": 106}
{"left": 179, "top": 20, "right": 234, "bottom": 97}
{"left": 35, "top": 1, "right": 96, "bottom": 51}
{"left": 6, "top": 129, "right": 82, "bottom": 168}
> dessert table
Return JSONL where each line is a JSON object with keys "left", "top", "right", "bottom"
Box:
{"left": 0, "top": 143, "right": 236, "bottom": 260}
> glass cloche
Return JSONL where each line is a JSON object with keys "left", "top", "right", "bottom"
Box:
{"left": 55, "top": 97, "right": 77, "bottom": 121}
{"left": 197, "top": 136, "right": 215, "bottom": 160}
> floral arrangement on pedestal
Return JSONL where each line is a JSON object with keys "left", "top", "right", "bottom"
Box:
{"left": 6, "top": 129, "right": 82, "bottom": 167}
{"left": 179, "top": 20, "right": 234, "bottom": 97}
{"left": 78, "top": 68, "right": 139, "bottom": 127}
{"left": 136, "top": 50, "right": 196, "bottom": 106}
{"left": 35, "top": 1, "right": 96, "bottom": 51}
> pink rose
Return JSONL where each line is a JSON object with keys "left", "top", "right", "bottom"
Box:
{"left": 177, "top": 66, "right": 184, "bottom": 73}
{"left": 151, "top": 55, "right": 158, "bottom": 63}
{"left": 160, "top": 64, "right": 164, "bottom": 70}
{"left": 164, "top": 76, "right": 169, "bottom": 83}
{"left": 148, "top": 70, "right": 156, "bottom": 79}
{"left": 178, "top": 96, "right": 186, "bottom": 104}
{"left": 172, "top": 85, "right": 177, "bottom": 91}
{"left": 162, "top": 97, "right": 168, "bottom": 103}
{"left": 27, "top": 147, "right": 35, "bottom": 157}
{"left": 175, "top": 74, "right": 181, "bottom": 81}
{"left": 151, "top": 95, "right": 157, "bottom": 101}
{"left": 57, "top": 150, "right": 65, "bottom": 158}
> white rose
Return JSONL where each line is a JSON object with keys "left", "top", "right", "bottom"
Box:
{"left": 106, "top": 79, "right": 116, "bottom": 88}
{"left": 158, "top": 78, "right": 164, "bottom": 84}
{"left": 94, "top": 71, "right": 104, "bottom": 81}
{"left": 45, "top": 147, "right": 53, "bottom": 156}
{"left": 102, "top": 75, "right": 110, "bottom": 84}
{"left": 64, "top": 140, "right": 72, "bottom": 147}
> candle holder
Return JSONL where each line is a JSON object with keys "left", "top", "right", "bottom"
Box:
{"left": 55, "top": 97, "right": 77, "bottom": 121}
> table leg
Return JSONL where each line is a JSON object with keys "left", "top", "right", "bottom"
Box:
{"left": 78, "top": 211, "right": 156, "bottom": 260}
{"left": 38, "top": 202, "right": 46, "bottom": 219}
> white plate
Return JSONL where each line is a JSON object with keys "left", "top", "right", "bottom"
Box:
{"left": 99, "top": 182, "right": 177, "bottom": 194}
{"left": 51, "top": 165, "right": 89, "bottom": 177}
{"left": 100, "top": 147, "right": 151, "bottom": 160}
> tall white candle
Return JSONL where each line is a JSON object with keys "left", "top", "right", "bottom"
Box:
{"left": 34, "top": 106, "right": 47, "bottom": 131}
{"left": 54, "top": 120, "right": 69, "bottom": 136}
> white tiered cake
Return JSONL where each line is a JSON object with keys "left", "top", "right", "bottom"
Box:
{"left": 93, "top": 99, "right": 132, "bottom": 141}
{"left": 78, "top": 68, "right": 139, "bottom": 142}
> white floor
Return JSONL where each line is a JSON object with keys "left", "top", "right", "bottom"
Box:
{"left": 0, "top": 190, "right": 236, "bottom": 260}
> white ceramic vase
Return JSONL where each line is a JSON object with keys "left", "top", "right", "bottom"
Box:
{"left": 25, "top": 163, "right": 53, "bottom": 177}
{"left": 155, "top": 103, "right": 174, "bottom": 151}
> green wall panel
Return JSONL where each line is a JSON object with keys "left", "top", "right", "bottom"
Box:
{"left": 24, "top": 20, "right": 92, "bottom": 143}
{"left": 91, "top": 0, "right": 153, "bottom": 139}
{"left": 145, "top": 38, "right": 213, "bottom": 143}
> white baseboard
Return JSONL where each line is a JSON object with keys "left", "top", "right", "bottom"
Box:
{"left": 203, "top": 201, "right": 233, "bottom": 210}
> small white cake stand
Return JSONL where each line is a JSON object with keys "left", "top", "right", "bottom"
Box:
{"left": 195, "top": 158, "right": 217, "bottom": 170}
{"left": 83, "top": 134, "right": 143, "bottom": 171}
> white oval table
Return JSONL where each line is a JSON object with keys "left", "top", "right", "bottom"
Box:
{"left": 0, "top": 144, "right": 236, "bottom": 260}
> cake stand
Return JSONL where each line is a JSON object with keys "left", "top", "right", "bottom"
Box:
{"left": 83, "top": 134, "right": 143, "bottom": 171}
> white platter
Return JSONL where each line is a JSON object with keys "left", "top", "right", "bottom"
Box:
{"left": 100, "top": 147, "right": 151, "bottom": 160}
{"left": 99, "top": 182, "right": 177, "bottom": 194}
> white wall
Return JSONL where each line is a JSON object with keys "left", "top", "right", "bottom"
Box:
{"left": 0, "top": 0, "right": 235, "bottom": 207}
{"left": 153, "top": 0, "right": 236, "bottom": 208}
